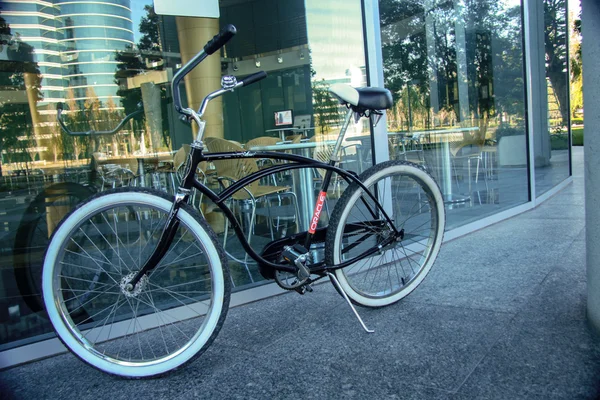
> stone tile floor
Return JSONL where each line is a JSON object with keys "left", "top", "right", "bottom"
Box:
{"left": 1, "top": 147, "right": 598, "bottom": 399}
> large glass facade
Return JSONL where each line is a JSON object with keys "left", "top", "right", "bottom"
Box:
{"left": 0, "top": 0, "right": 571, "bottom": 354}
{"left": 378, "top": 0, "right": 529, "bottom": 229}
{"left": 0, "top": 0, "right": 367, "bottom": 349}
{"left": 535, "top": 0, "right": 571, "bottom": 197}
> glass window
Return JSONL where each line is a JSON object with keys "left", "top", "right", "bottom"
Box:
{"left": 378, "top": 0, "right": 529, "bottom": 229}
{"left": 0, "top": 0, "right": 369, "bottom": 350}
{"left": 60, "top": 3, "right": 132, "bottom": 18}
{"left": 62, "top": 27, "right": 135, "bottom": 41}
{"left": 535, "top": 0, "right": 570, "bottom": 196}
{"left": 59, "top": 16, "right": 134, "bottom": 30}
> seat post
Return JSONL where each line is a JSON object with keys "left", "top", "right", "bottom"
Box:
{"left": 330, "top": 108, "right": 355, "bottom": 163}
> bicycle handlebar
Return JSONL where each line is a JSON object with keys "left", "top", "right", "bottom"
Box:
{"left": 56, "top": 102, "right": 144, "bottom": 136}
{"left": 204, "top": 24, "right": 237, "bottom": 55}
{"left": 173, "top": 24, "right": 237, "bottom": 114}
{"left": 240, "top": 71, "right": 267, "bottom": 87}
{"left": 56, "top": 24, "right": 263, "bottom": 136}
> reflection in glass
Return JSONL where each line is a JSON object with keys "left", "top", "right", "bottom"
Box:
{"left": 535, "top": 0, "right": 570, "bottom": 196}
{"left": 0, "top": 0, "right": 370, "bottom": 349}
{"left": 378, "top": 0, "right": 529, "bottom": 229}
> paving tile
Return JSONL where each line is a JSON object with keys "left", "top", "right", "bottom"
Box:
{"left": 406, "top": 218, "right": 581, "bottom": 313}
{"left": 519, "top": 203, "right": 585, "bottom": 220}
{"left": 435, "top": 234, "right": 572, "bottom": 278}
{"left": 452, "top": 314, "right": 600, "bottom": 400}
{"left": 180, "top": 303, "right": 513, "bottom": 400}
{"left": 575, "top": 226, "right": 586, "bottom": 242}
{"left": 215, "top": 286, "right": 344, "bottom": 352}
{"left": 544, "top": 192, "right": 585, "bottom": 207}
{"left": 519, "top": 240, "right": 587, "bottom": 322}
{"left": 0, "top": 341, "right": 252, "bottom": 400}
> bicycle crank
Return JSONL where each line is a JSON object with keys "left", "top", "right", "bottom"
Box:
{"left": 274, "top": 244, "right": 312, "bottom": 292}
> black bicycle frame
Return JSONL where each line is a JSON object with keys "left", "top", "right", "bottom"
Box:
{"left": 128, "top": 144, "right": 398, "bottom": 287}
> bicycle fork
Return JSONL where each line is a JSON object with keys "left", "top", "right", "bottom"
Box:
{"left": 124, "top": 190, "right": 188, "bottom": 291}
{"left": 124, "top": 145, "right": 204, "bottom": 291}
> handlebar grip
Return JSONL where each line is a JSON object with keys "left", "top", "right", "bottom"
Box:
{"left": 204, "top": 24, "right": 237, "bottom": 55}
{"left": 240, "top": 71, "right": 267, "bottom": 87}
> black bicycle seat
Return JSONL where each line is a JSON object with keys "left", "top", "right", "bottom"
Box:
{"left": 329, "top": 84, "right": 393, "bottom": 110}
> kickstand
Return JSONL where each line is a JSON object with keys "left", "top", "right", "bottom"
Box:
{"left": 326, "top": 272, "right": 374, "bottom": 333}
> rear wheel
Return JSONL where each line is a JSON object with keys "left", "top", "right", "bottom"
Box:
{"left": 325, "top": 161, "right": 445, "bottom": 308}
{"left": 42, "top": 188, "right": 230, "bottom": 378}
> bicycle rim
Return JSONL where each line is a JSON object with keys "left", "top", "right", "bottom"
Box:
{"left": 329, "top": 162, "right": 445, "bottom": 307}
{"left": 43, "top": 190, "right": 228, "bottom": 378}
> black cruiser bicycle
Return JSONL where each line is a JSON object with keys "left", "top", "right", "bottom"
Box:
{"left": 42, "top": 25, "right": 445, "bottom": 378}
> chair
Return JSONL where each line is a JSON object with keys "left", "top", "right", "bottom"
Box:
{"left": 286, "top": 134, "right": 304, "bottom": 143}
{"left": 449, "top": 137, "right": 488, "bottom": 198}
{"left": 204, "top": 137, "right": 300, "bottom": 248}
{"left": 309, "top": 136, "right": 361, "bottom": 197}
{"left": 402, "top": 133, "right": 426, "bottom": 163}
{"left": 91, "top": 153, "right": 137, "bottom": 190}
{"left": 244, "top": 136, "right": 285, "bottom": 184}
{"left": 228, "top": 139, "right": 243, "bottom": 147}
{"left": 245, "top": 136, "right": 280, "bottom": 148}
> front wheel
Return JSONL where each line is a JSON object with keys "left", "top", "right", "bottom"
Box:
{"left": 42, "top": 188, "right": 230, "bottom": 378}
{"left": 325, "top": 161, "right": 445, "bottom": 308}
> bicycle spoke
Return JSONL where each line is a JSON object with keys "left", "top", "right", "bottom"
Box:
{"left": 45, "top": 189, "right": 229, "bottom": 377}
{"left": 331, "top": 163, "right": 443, "bottom": 305}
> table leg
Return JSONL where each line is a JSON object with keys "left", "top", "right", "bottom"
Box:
{"left": 292, "top": 148, "right": 316, "bottom": 232}
{"left": 437, "top": 139, "right": 469, "bottom": 205}
{"left": 137, "top": 159, "right": 146, "bottom": 187}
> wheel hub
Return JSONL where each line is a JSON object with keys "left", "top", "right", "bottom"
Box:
{"left": 120, "top": 272, "right": 148, "bottom": 298}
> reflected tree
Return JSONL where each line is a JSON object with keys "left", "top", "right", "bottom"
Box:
{"left": 311, "top": 78, "right": 344, "bottom": 133}
{"left": 570, "top": 3, "right": 582, "bottom": 118}
{"left": 0, "top": 16, "right": 42, "bottom": 176}
{"left": 544, "top": 0, "right": 569, "bottom": 126}
{"left": 114, "top": 4, "right": 170, "bottom": 153}
{"left": 379, "top": 0, "right": 525, "bottom": 139}
{"left": 379, "top": 0, "right": 430, "bottom": 128}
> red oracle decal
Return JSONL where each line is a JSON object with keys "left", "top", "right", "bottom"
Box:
{"left": 309, "top": 191, "right": 327, "bottom": 234}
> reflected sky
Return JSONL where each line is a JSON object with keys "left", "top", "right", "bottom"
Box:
{"left": 130, "top": 0, "right": 148, "bottom": 43}
{"left": 306, "top": 0, "right": 366, "bottom": 83}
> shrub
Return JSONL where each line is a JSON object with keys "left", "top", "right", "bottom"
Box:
{"left": 550, "top": 134, "right": 569, "bottom": 150}
{"left": 572, "top": 127, "right": 584, "bottom": 146}
{"left": 495, "top": 124, "right": 525, "bottom": 141}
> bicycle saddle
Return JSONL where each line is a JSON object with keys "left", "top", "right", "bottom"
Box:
{"left": 329, "top": 83, "right": 393, "bottom": 111}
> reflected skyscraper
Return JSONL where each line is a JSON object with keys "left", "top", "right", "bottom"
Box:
{"left": 0, "top": 0, "right": 134, "bottom": 109}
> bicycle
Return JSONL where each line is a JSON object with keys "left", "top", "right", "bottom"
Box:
{"left": 42, "top": 25, "right": 446, "bottom": 378}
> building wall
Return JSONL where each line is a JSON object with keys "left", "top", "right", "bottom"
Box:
{"left": 0, "top": 0, "right": 572, "bottom": 365}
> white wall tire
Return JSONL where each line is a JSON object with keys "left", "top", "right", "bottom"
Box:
{"left": 42, "top": 188, "right": 230, "bottom": 378}
{"left": 326, "top": 161, "right": 445, "bottom": 308}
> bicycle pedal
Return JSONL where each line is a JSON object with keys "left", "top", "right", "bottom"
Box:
{"left": 294, "top": 286, "right": 306, "bottom": 295}
{"left": 293, "top": 284, "right": 312, "bottom": 295}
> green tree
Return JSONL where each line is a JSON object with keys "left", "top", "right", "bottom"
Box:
{"left": 311, "top": 79, "right": 344, "bottom": 134}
